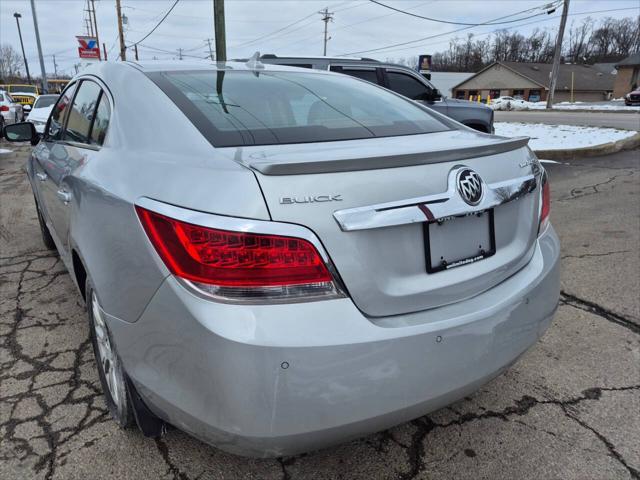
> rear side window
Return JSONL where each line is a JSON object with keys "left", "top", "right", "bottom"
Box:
{"left": 90, "top": 93, "right": 111, "bottom": 146}
{"left": 64, "top": 81, "right": 101, "bottom": 144}
{"left": 0, "top": 94, "right": 4, "bottom": 101}
{"left": 47, "top": 83, "right": 77, "bottom": 141}
{"left": 336, "top": 68, "right": 379, "bottom": 85}
{"left": 149, "top": 70, "right": 449, "bottom": 147}
{"left": 386, "top": 71, "right": 430, "bottom": 101}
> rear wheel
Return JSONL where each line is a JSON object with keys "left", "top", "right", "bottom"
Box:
{"left": 34, "top": 197, "right": 56, "bottom": 250}
{"left": 87, "top": 281, "right": 135, "bottom": 428}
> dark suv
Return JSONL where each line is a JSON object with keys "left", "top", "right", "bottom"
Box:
{"left": 248, "top": 54, "right": 494, "bottom": 133}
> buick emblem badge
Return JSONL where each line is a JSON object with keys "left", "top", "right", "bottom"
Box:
{"left": 457, "top": 168, "right": 483, "bottom": 205}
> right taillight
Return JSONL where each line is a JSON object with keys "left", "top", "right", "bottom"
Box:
{"left": 136, "top": 206, "right": 344, "bottom": 303}
{"left": 539, "top": 172, "right": 550, "bottom": 233}
{"left": 0, "top": 105, "right": 9, "bottom": 112}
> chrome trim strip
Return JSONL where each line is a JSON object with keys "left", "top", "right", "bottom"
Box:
{"left": 333, "top": 168, "right": 537, "bottom": 232}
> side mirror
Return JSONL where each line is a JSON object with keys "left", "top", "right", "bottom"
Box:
{"left": 433, "top": 89, "right": 442, "bottom": 101}
{"left": 3, "top": 122, "right": 39, "bottom": 145}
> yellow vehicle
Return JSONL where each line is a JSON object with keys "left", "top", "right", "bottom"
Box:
{"left": 0, "top": 84, "right": 40, "bottom": 111}
{"left": 47, "top": 79, "right": 70, "bottom": 94}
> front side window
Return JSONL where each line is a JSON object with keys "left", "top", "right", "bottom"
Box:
{"left": 47, "top": 83, "right": 76, "bottom": 140}
{"left": 64, "top": 81, "right": 101, "bottom": 144}
{"left": 386, "top": 71, "right": 430, "bottom": 101}
{"left": 150, "top": 70, "right": 450, "bottom": 147}
{"left": 90, "top": 93, "right": 111, "bottom": 146}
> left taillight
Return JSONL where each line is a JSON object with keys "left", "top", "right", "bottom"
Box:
{"left": 539, "top": 171, "right": 551, "bottom": 233}
{"left": 135, "top": 206, "right": 344, "bottom": 303}
{"left": 0, "top": 105, "right": 9, "bottom": 112}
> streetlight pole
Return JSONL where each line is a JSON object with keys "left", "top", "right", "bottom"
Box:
{"left": 29, "top": 0, "right": 48, "bottom": 93}
{"left": 13, "top": 13, "right": 32, "bottom": 84}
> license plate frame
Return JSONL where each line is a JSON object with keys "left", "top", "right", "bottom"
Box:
{"left": 424, "top": 209, "right": 496, "bottom": 274}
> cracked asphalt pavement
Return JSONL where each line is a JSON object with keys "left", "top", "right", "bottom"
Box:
{"left": 1, "top": 143, "right": 639, "bottom": 479}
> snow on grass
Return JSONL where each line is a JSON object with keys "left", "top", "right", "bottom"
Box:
{"left": 494, "top": 122, "right": 637, "bottom": 151}
{"left": 528, "top": 101, "right": 640, "bottom": 111}
{"left": 491, "top": 100, "right": 640, "bottom": 111}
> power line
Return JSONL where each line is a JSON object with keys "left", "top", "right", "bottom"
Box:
{"left": 229, "top": 10, "right": 319, "bottom": 49}
{"left": 367, "top": 0, "right": 561, "bottom": 26}
{"left": 337, "top": 1, "right": 562, "bottom": 56}
{"left": 127, "top": 0, "right": 180, "bottom": 47}
{"left": 361, "top": 5, "right": 640, "bottom": 57}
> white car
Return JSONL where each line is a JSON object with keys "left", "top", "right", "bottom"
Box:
{"left": 491, "top": 96, "right": 530, "bottom": 111}
{"left": 27, "top": 94, "right": 58, "bottom": 134}
{"left": 0, "top": 90, "right": 24, "bottom": 132}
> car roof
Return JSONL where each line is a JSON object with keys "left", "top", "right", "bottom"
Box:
{"left": 120, "top": 59, "right": 335, "bottom": 74}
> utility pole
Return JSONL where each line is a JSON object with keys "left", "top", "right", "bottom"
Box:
{"left": 52, "top": 55, "right": 58, "bottom": 78}
{"left": 29, "top": 0, "right": 48, "bottom": 93}
{"left": 178, "top": 48, "right": 183, "bottom": 60}
{"left": 115, "top": 0, "right": 127, "bottom": 61}
{"left": 13, "top": 13, "right": 32, "bottom": 84}
{"left": 213, "top": 0, "right": 226, "bottom": 61}
{"left": 90, "top": 0, "right": 102, "bottom": 60}
{"left": 134, "top": 44, "right": 139, "bottom": 61}
{"left": 546, "top": 0, "right": 570, "bottom": 109}
{"left": 319, "top": 7, "right": 334, "bottom": 56}
{"left": 206, "top": 38, "right": 214, "bottom": 61}
{"left": 103, "top": 43, "right": 108, "bottom": 60}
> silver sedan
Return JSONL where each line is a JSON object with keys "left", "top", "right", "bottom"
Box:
{"left": 2, "top": 60, "right": 559, "bottom": 457}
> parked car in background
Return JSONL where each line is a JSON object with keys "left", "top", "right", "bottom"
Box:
{"left": 27, "top": 94, "right": 59, "bottom": 133}
{"left": 0, "top": 90, "right": 25, "bottom": 131}
{"left": 243, "top": 54, "right": 495, "bottom": 133}
{"left": 0, "top": 84, "right": 39, "bottom": 116}
{"left": 624, "top": 89, "right": 640, "bottom": 106}
{"left": 491, "top": 96, "right": 531, "bottom": 111}
{"left": 2, "top": 60, "right": 558, "bottom": 457}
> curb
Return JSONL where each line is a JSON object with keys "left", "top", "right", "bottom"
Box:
{"left": 533, "top": 131, "right": 640, "bottom": 160}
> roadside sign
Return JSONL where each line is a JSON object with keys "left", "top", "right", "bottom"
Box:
{"left": 418, "top": 55, "right": 432, "bottom": 74}
{"left": 77, "top": 36, "right": 100, "bottom": 60}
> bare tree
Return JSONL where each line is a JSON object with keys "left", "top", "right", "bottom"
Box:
{"left": 419, "top": 15, "right": 638, "bottom": 72}
{"left": 0, "top": 44, "right": 25, "bottom": 82}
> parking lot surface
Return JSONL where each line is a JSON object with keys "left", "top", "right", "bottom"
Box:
{"left": 1, "top": 143, "right": 638, "bottom": 479}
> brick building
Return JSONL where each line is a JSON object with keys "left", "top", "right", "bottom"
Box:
{"left": 452, "top": 61, "right": 615, "bottom": 103}
{"left": 613, "top": 53, "right": 640, "bottom": 98}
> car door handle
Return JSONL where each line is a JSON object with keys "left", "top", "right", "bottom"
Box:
{"left": 56, "top": 189, "right": 72, "bottom": 204}
{"left": 36, "top": 172, "right": 47, "bottom": 182}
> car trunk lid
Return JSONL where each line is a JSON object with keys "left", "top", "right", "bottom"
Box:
{"left": 222, "top": 130, "right": 541, "bottom": 317}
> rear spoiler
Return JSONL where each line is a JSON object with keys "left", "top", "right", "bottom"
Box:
{"left": 248, "top": 137, "right": 530, "bottom": 176}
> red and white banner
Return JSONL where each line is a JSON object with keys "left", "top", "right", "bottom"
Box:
{"left": 77, "top": 36, "right": 100, "bottom": 60}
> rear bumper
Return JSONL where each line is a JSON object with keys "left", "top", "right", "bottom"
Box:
{"left": 107, "top": 225, "right": 560, "bottom": 457}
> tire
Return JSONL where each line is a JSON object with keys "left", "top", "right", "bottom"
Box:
{"left": 34, "top": 197, "right": 56, "bottom": 250}
{"left": 0, "top": 116, "right": 5, "bottom": 137}
{"left": 87, "top": 280, "right": 135, "bottom": 429}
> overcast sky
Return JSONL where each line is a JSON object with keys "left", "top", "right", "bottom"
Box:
{"left": 1, "top": 0, "right": 638, "bottom": 76}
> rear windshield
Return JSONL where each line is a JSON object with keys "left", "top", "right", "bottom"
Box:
{"left": 34, "top": 95, "right": 58, "bottom": 108}
{"left": 10, "top": 85, "right": 37, "bottom": 94}
{"left": 148, "top": 70, "right": 450, "bottom": 147}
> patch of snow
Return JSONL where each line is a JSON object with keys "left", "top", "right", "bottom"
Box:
{"left": 494, "top": 122, "right": 636, "bottom": 151}
{"left": 491, "top": 100, "right": 640, "bottom": 111}
{"left": 0, "top": 148, "right": 14, "bottom": 157}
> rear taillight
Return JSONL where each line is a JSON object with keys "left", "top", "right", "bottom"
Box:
{"left": 0, "top": 105, "right": 9, "bottom": 112}
{"left": 136, "top": 206, "right": 343, "bottom": 302}
{"left": 539, "top": 172, "right": 551, "bottom": 233}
